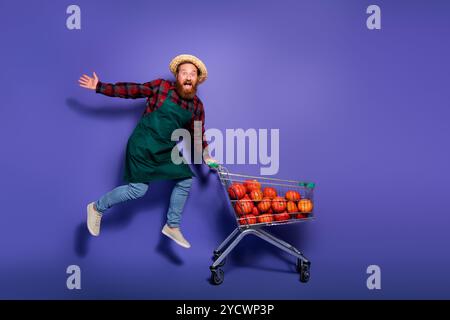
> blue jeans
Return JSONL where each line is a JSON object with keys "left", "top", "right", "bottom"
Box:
{"left": 94, "top": 178, "right": 193, "bottom": 228}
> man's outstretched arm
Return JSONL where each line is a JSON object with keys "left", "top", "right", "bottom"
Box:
{"left": 78, "top": 72, "right": 161, "bottom": 99}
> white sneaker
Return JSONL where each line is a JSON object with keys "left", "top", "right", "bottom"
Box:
{"left": 87, "top": 202, "right": 103, "bottom": 236}
{"left": 161, "top": 224, "right": 191, "bottom": 248}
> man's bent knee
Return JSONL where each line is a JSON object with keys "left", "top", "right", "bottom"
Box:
{"left": 128, "top": 183, "right": 148, "bottom": 199}
{"left": 178, "top": 178, "right": 193, "bottom": 189}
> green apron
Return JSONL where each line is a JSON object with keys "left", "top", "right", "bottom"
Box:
{"left": 123, "top": 90, "right": 195, "bottom": 183}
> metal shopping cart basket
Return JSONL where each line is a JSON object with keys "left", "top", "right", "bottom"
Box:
{"left": 209, "top": 164, "right": 315, "bottom": 285}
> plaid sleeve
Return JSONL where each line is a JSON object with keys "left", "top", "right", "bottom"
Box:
{"left": 188, "top": 100, "right": 209, "bottom": 150}
{"left": 95, "top": 79, "right": 163, "bottom": 99}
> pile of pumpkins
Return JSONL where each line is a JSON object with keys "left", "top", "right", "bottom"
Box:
{"left": 227, "top": 179, "right": 313, "bottom": 226}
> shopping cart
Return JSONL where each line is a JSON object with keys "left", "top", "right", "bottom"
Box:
{"left": 208, "top": 163, "right": 315, "bottom": 285}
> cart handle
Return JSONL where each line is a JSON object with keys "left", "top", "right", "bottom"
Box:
{"left": 207, "top": 163, "right": 315, "bottom": 189}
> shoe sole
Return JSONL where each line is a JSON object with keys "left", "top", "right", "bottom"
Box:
{"left": 86, "top": 203, "right": 99, "bottom": 237}
{"left": 162, "top": 228, "right": 191, "bottom": 249}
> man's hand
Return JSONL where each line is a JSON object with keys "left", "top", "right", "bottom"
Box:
{"left": 78, "top": 72, "right": 99, "bottom": 90}
{"left": 204, "top": 156, "right": 219, "bottom": 168}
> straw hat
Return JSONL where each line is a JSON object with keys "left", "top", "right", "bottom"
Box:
{"left": 169, "top": 54, "right": 208, "bottom": 83}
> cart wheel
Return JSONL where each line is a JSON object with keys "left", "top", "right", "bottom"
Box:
{"left": 297, "top": 260, "right": 311, "bottom": 283}
{"left": 300, "top": 268, "right": 310, "bottom": 283}
{"left": 210, "top": 268, "right": 224, "bottom": 285}
{"left": 296, "top": 259, "right": 310, "bottom": 272}
{"left": 213, "top": 252, "right": 226, "bottom": 267}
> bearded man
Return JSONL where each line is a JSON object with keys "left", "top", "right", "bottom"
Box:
{"left": 78, "top": 54, "right": 217, "bottom": 248}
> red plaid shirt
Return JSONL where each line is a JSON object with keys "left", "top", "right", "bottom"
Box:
{"left": 95, "top": 79, "right": 208, "bottom": 149}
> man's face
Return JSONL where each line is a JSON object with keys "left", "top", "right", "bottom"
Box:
{"left": 175, "top": 63, "right": 199, "bottom": 100}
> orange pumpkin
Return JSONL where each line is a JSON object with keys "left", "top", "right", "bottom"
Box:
{"left": 285, "top": 190, "right": 301, "bottom": 202}
{"left": 263, "top": 187, "right": 277, "bottom": 199}
{"left": 234, "top": 200, "right": 253, "bottom": 216}
{"left": 271, "top": 196, "right": 287, "bottom": 213}
{"left": 298, "top": 199, "right": 313, "bottom": 213}
{"left": 286, "top": 201, "right": 298, "bottom": 213}
{"left": 273, "top": 212, "right": 290, "bottom": 222}
{"left": 257, "top": 197, "right": 272, "bottom": 213}
{"left": 249, "top": 190, "right": 264, "bottom": 202}
{"left": 251, "top": 206, "right": 260, "bottom": 216}
{"left": 228, "top": 183, "right": 246, "bottom": 200}
{"left": 258, "top": 214, "right": 274, "bottom": 224}
{"left": 267, "top": 207, "right": 274, "bottom": 214}
{"left": 242, "top": 194, "right": 254, "bottom": 208}
{"left": 239, "top": 214, "right": 257, "bottom": 225}
{"left": 243, "top": 179, "right": 261, "bottom": 193}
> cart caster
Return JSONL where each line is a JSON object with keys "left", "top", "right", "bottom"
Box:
{"left": 213, "top": 252, "right": 226, "bottom": 267}
{"left": 210, "top": 268, "right": 224, "bottom": 285}
{"left": 297, "top": 259, "right": 311, "bottom": 283}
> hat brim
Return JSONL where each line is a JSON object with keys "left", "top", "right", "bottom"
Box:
{"left": 169, "top": 54, "right": 208, "bottom": 83}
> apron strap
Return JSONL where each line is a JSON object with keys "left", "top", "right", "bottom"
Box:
{"left": 165, "top": 89, "right": 173, "bottom": 102}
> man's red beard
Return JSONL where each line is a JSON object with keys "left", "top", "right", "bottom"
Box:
{"left": 175, "top": 79, "right": 198, "bottom": 100}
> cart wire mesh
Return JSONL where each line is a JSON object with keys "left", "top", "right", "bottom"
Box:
{"left": 216, "top": 165, "right": 316, "bottom": 228}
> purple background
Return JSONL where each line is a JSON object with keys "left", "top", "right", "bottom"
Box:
{"left": 1, "top": 0, "right": 449, "bottom": 299}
